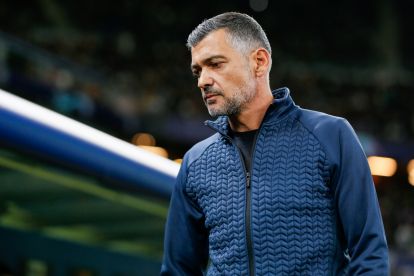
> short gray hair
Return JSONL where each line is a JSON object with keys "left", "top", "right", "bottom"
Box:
{"left": 187, "top": 12, "right": 272, "bottom": 56}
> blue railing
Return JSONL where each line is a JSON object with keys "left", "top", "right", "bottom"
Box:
{"left": 0, "top": 89, "right": 179, "bottom": 198}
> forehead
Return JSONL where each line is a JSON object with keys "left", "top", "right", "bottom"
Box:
{"left": 191, "top": 29, "right": 237, "bottom": 65}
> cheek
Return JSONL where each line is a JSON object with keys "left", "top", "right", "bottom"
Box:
{"left": 213, "top": 65, "right": 252, "bottom": 91}
{"left": 229, "top": 72, "right": 251, "bottom": 89}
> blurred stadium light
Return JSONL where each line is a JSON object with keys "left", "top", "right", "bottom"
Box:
{"left": 368, "top": 156, "right": 397, "bottom": 177}
{"left": 408, "top": 159, "right": 414, "bottom": 186}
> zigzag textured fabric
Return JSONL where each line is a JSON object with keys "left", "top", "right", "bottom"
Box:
{"left": 187, "top": 115, "right": 335, "bottom": 275}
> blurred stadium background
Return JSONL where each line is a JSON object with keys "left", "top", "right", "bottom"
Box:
{"left": 0, "top": 0, "right": 414, "bottom": 275}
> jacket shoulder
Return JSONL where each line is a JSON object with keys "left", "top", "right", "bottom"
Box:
{"left": 296, "top": 108, "right": 349, "bottom": 134}
{"left": 295, "top": 108, "right": 360, "bottom": 166}
{"left": 184, "top": 133, "right": 221, "bottom": 168}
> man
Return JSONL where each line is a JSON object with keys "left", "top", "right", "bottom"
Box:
{"left": 161, "top": 12, "right": 389, "bottom": 275}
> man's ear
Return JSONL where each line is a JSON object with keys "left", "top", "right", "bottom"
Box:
{"left": 252, "top": 48, "right": 271, "bottom": 77}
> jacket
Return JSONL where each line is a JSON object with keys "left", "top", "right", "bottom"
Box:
{"left": 161, "top": 87, "right": 389, "bottom": 275}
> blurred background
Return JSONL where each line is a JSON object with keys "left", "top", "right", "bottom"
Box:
{"left": 1, "top": 0, "right": 414, "bottom": 275}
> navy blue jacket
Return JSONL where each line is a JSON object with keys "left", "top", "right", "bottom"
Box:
{"left": 161, "top": 87, "right": 389, "bottom": 275}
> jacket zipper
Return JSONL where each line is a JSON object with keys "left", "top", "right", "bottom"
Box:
{"left": 231, "top": 132, "right": 259, "bottom": 276}
{"left": 245, "top": 171, "right": 254, "bottom": 276}
{"left": 246, "top": 131, "right": 260, "bottom": 276}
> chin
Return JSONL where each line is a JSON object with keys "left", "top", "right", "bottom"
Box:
{"left": 207, "top": 108, "right": 220, "bottom": 117}
{"left": 208, "top": 110, "right": 227, "bottom": 117}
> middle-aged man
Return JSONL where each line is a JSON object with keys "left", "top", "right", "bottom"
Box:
{"left": 161, "top": 12, "right": 389, "bottom": 275}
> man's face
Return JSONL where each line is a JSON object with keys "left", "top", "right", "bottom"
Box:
{"left": 191, "top": 29, "right": 257, "bottom": 117}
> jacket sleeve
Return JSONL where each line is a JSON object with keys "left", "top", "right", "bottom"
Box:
{"left": 160, "top": 156, "right": 209, "bottom": 275}
{"left": 332, "top": 119, "right": 389, "bottom": 275}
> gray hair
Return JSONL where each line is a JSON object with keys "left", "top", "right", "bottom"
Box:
{"left": 187, "top": 12, "right": 272, "bottom": 56}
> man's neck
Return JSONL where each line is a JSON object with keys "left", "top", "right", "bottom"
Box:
{"left": 228, "top": 89, "right": 274, "bottom": 132}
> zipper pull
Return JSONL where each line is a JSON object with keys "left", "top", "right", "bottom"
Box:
{"left": 246, "top": 172, "right": 251, "bottom": 188}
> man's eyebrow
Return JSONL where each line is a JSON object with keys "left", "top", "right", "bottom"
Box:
{"left": 191, "top": 55, "right": 227, "bottom": 70}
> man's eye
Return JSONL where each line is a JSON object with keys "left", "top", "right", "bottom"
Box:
{"left": 211, "top": 62, "right": 221, "bottom": 68}
{"left": 192, "top": 71, "right": 200, "bottom": 79}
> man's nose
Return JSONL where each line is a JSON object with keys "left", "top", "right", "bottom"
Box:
{"left": 197, "top": 69, "right": 213, "bottom": 89}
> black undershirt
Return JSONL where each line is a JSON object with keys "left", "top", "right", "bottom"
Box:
{"left": 230, "top": 129, "right": 258, "bottom": 172}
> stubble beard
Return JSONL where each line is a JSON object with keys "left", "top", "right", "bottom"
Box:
{"left": 205, "top": 79, "right": 256, "bottom": 118}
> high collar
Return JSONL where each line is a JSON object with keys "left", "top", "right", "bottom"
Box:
{"left": 205, "top": 87, "right": 296, "bottom": 136}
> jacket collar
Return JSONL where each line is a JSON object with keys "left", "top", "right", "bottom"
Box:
{"left": 205, "top": 87, "right": 296, "bottom": 136}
